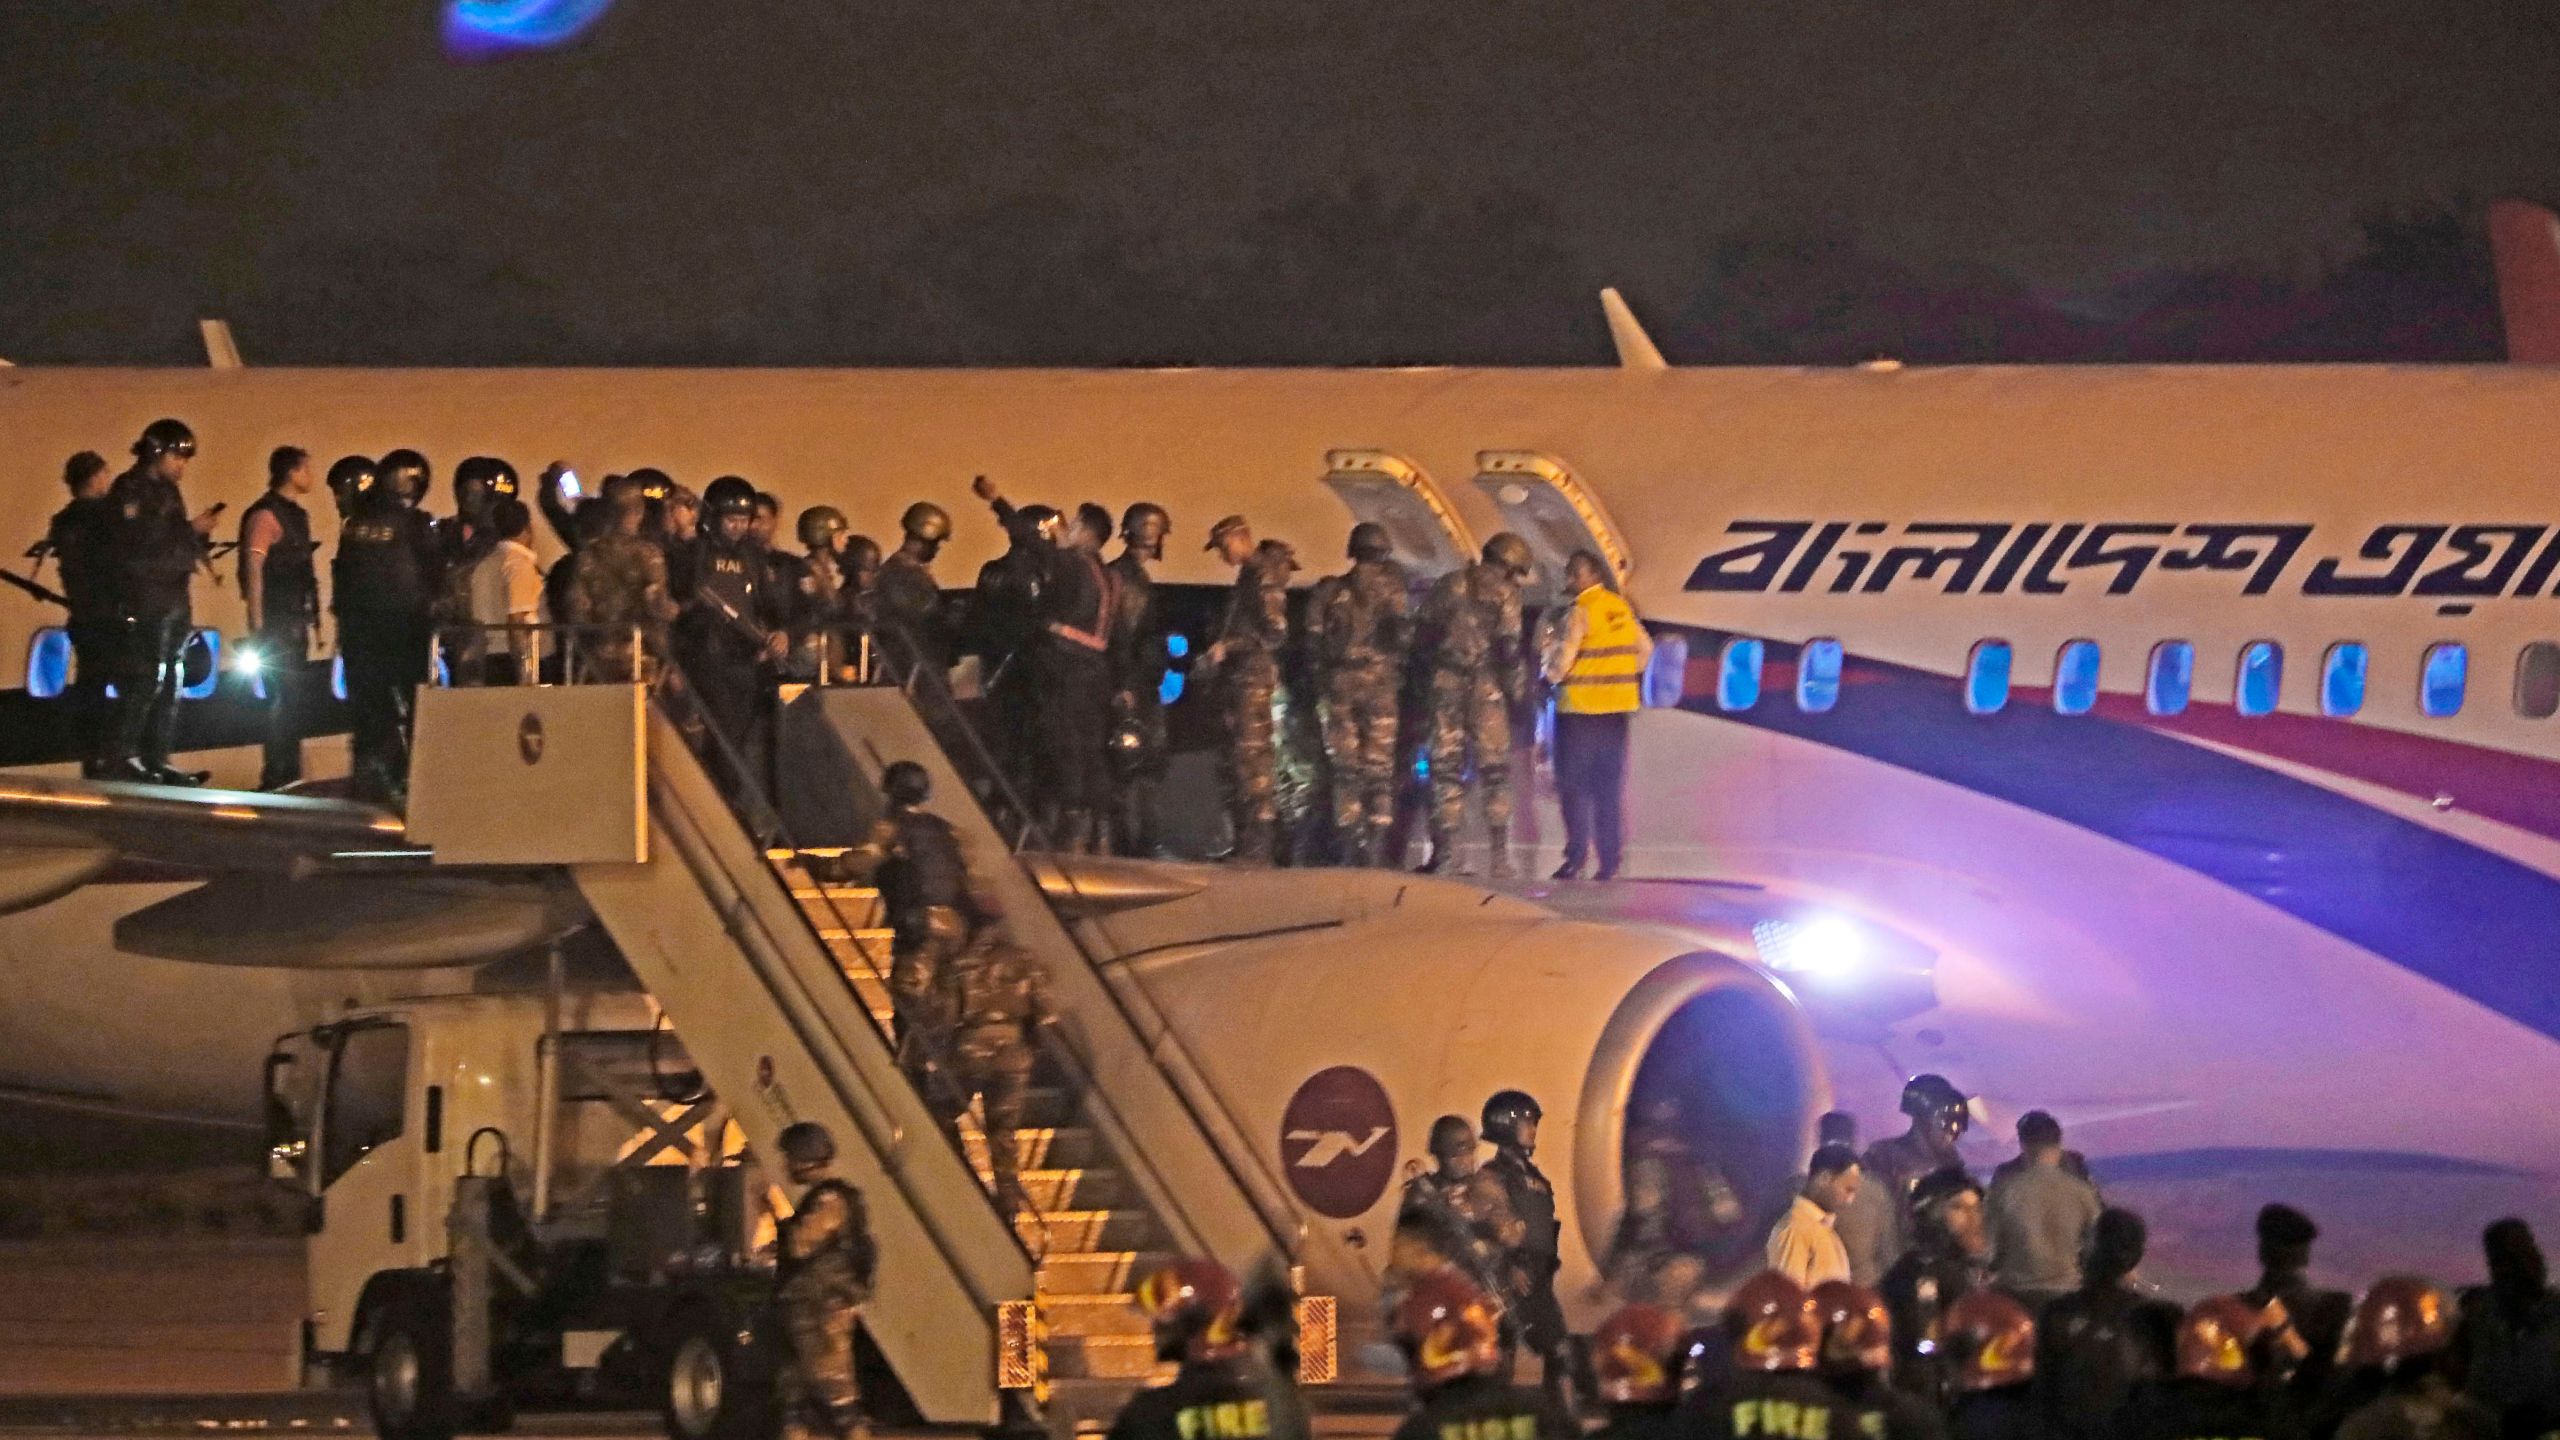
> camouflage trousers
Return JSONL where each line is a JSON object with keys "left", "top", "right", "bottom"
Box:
{"left": 1323, "top": 664, "right": 1402, "bottom": 865}
{"left": 952, "top": 1025, "right": 1036, "bottom": 1206}
{"left": 1220, "top": 656, "right": 1280, "bottom": 863}
{"left": 888, "top": 909, "right": 964, "bottom": 1113}
{"left": 1426, "top": 668, "right": 1514, "bottom": 860}
{"left": 776, "top": 1272, "right": 862, "bottom": 1440}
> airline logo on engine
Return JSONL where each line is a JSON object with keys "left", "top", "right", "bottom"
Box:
{"left": 1278, "top": 1066, "right": 1399, "bottom": 1219}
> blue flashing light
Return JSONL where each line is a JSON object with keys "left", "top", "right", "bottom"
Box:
{"left": 444, "top": 0, "right": 617, "bottom": 58}
{"left": 1161, "top": 632, "right": 1190, "bottom": 705}
{"left": 332, "top": 653, "right": 348, "bottom": 702}
{"left": 2053, "top": 639, "right": 2101, "bottom": 716}
{"left": 26, "top": 627, "right": 70, "bottom": 700}
{"left": 1796, "top": 638, "right": 1842, "bottom": 714}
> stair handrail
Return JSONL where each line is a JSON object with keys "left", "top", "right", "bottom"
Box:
{"left": 869, "top": 624, "right": 1318, "bottom": 1267}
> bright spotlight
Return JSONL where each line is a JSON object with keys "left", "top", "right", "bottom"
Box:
{"left": 230, "top": 644, "right": 264, "bottom": 678}
{"left": 1753, "top": 915, "right": 1867, "bottom": 979}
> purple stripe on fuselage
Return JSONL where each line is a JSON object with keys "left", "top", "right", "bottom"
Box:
{"left": 1664, "top": 627, "right": 2560, "bottom": 1046}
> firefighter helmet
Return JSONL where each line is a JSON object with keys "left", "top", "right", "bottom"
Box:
{"left": 1135, "top": 1260, "right": 1246, "bottom": 1364}
{"left": 1946, "top": 1291, "right": 2036, "bottom": 1391}
{"left": 1723, "top": 1272, "right": 1821, "bottom": 1374}
{"left": 2175, "top": 1295, "right": 2266, "bottom": 1388}
{"left": 2342, "top": 1276, "right": 2454, "bottom": 1371}
{"left": 1591, "top": 1303, "right": 1685, "bottom": 1405}
{"left": 1811, "top": 1281, "right": 1893, "bottom": 1375}
{"left": 1391, "top": 1269, "right": 1505, "bottom": 1388}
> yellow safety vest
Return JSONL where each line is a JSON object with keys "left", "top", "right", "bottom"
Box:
{"left": 1558, "top": 585, "right": 1647, "bottom": 714}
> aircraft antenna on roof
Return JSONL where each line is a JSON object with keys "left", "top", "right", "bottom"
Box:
{"left": 1599, "top": 288, "right": 1669, "bottom": 371}
{"left": 199, "top": 319, "right": 243, "bottom": 370}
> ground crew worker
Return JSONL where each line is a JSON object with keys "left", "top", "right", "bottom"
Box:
{"left": 1588, "top": 1303, "right": 1687, "bottom": 1440}
{"left": 1108, "top": 1261, "right": 1312, "bottom": 1440}
{"left": 876, "top": 501, "right": 954, "bottom": 676}
{"left": 104, "top": 419, "right": 217, "bottom": 786}
{"left": 773, "top": 1121, "right": 876, "bottom": 1440}
{"left": 1478, "top": 1090, "right": 1568, "bottom": 1400}
{"left": 1841, "top": 1073, "right": 1972, "bottom": 1286}
{"left": 1685, "top": 1272, "right": 1852, "bottom": 1440}
{"left": 1813, "top": 1280, "right": 1951, "bottom": 1440}
{"left": 1943, "top": 1292, "right": 2039, "bottom": 1440}
{"left": 1106, "top": 502, "right": 1172, "bottom": 856}
{"left": 1607, "top": 1095, "right": 1745, "bottom": 1310}
{"left": 675, "top": 476, "right": 790, "bottom": 784}
{"left": 1881, "top": 1167, "right": 1989, "bottom": 1409}
{"left": 1312, "top": 523, "right": 1411, "bottom": 866}
{"left": 45, "top": 451, "right": 121, "bottom": 779}
{"left": 1388, "top": 1269, "right": 1577, "bottom": 1440}
{"left": 1543, "top": 549, "right": 1651, "bottom": 881}
{"left": 1767, "top": 1145, "right": 1860, "bottom": 1290}
{"left": 2114, "top": 1296, "right": 2285, "bottom": 1440}
{"left": 852, "top": 761, "right": 978, "bottom": 1113}
{"left": 1203, "top": 516, "right": 1292, "bottom": 863}
{"left": 941, "top": 910, "right": 1050, "bottom": 1218}
{"left": 1413, "top": 533, "right": 1531, "bottom": 879}
{"left": 566, "top": 475, "right": 678, "bottom": 682}
{"left": 967, "top": 492, "right": 1047, "bottom": 786}
{"left": 2336, "top": 1276, "right": 2494, "bottom": 1440}
{"left": 1394, "top": 1115, "right": 1520, "bottom": 1301}
{"left": 237, "top": 446, "right": 321, "bottom": 790}
{"left": 333, "top": 452, "right": 439, "bottom": 804}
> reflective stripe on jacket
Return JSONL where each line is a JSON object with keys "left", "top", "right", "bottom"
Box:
{"left": 1557, "top": 585, "right": 1646, "bottom": 714}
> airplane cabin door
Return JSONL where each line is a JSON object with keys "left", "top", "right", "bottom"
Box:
{"left": 1472, "top": 451, "right": 1635, "bottom": 604}
{"left": 1321, "top": 450, "right": 1476, "bottom": 578}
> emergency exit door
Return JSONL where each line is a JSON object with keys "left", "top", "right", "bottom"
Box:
{"left": 1321, "top": 450, "right": 1476, "bottom": 578}
{"left": 1472, "top": 451, "right": 1634, "bottom": 603}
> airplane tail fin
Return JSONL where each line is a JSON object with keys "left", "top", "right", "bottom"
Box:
{"left": 1599, "top": 287, "right": 1669, "bottom": 371}
{"left": 2488, "top": 200, "right": 2560, "bottom": 363}
{"left": 198, "top": 318, "right": 243, "bottom": 370}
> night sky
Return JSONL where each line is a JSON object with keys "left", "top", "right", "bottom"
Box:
{"left": 4, "top": 1, "right": 2557, "bottom": 367}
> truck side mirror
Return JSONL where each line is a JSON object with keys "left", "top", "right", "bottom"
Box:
{"left": 262, "top": 1050, "right": 313, "bottom": 1190}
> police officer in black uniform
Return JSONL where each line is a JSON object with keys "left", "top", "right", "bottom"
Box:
{"left": 238, "top": 446, "right": 322, "bottom": 790}
{"left": 105, "top": 419, "right": 218, "bottom": 785}
{"left": 966, "top": 494, "right": 1047, "bottom": 788}
{"left": 1107, "top": 502, "right": 1171, "bottom": 856}
{"left": 1479, "top": 1089, "right": 1569, "bottom": 1402}
{"left": 1389, "top": 1270, "right": 1577, "bottom": 1440}
{"left": 1108, "top": 1260, "right": 1311, "bottom": 1440}
{"left": 44, "top": 451, "right": 121, "bottom": 778}
{"left": 675, "top": 477, "right": 790, "bottom": 791}
{"left": 333, "top": 450, "right": 439, "bottom": 804}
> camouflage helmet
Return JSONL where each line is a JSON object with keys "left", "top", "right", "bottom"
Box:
{"left": 1348, "top": 522, "right": 1394, "bottom": 563}
{"left": 900, "top": 501, "right": 952, "bottom": 544}
{"left": 882, "top": 760, "right": 931, "bottom": 807}
{"left": 797, "top": 506, "right": 849, "bottom": 550}
{"left": 1482, "top": 532, "right": 1534, "bottom": 577}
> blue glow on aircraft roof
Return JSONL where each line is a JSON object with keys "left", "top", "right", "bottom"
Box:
{"left": 445, "top": 0, "right": 617, "bottom": 57}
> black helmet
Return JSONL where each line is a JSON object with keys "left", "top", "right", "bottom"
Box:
{"left": 134, "top": 417, "right": 197, "bottom": 460}
{"left": 1482, "top": 532, "right": 1534, "bottom": 577}
{"left": 1894, "top": 1065, "right": 1966, "bottom": 1122}
{"left": 882, "top": 760, "right": 931, "bottom": 807}
{"left": 1481, "top": 1090, "right": 1542, "bottom": 1147}
{"left": 1121, "top": 502, "right": 1170, "bottom": 543}
{"left": 600, "top": 474, "right": 648, "bottom": 511}
{"left": 900, "top": 501, "right": 952, "bottom": 544}
{"left": 1348, "top": 522, "right": 1394, "bottom": 563}
{"left": 326, "top": 454, "right": 380, "bottom": 510}
{"left": 777, "top": 1121, "right": 835, "bottom": 1168}
{"left": 797, "top": 506, "right": 849, "bottom": 550}
{"left": 628, "top": 468, "right": 674, "bottom": 503}
{"left": 378, "top": 449, "right": 431, "bottom": 506}
{"left": 453, "top": 456, "right": 520, "bottom": 504}
{"left": 1016, "top": 504, "right": 1065, "bottom": 544}
{"left": 703, "top": 475, "right": 758, "bottom": 518}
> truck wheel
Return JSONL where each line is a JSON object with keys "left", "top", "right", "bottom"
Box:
{"left": 366, "top": 1293, "right": 460, "bottom": 1440}
{"left": 661, "top": 1312, "right": 773, "bottom": 1440}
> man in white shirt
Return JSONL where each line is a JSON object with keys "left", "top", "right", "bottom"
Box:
{"left": 468, "top": 498, "right": 544, "bottom": 684}
{"left": 1765, "top": 1143, "right": 1861, "bottom": 1289}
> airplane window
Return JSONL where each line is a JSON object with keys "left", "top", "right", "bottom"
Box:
{"left": 25, "top": 627, "right": 71, "bottom": 700}
{"left": 179, "top": 630, "right": 221, "bottom": 701}
{"left": 2517, "top": 642, "right": 2560, "bottom": 719}
{"left": 1797, "top": 638, "right": 1844, "bottom": 713}
{"left": 2053, "top": 639, "right": 2101, "bottom": 715}
{"left": 1717, "top": 638, "right": 1765, "bottom": 712}
{"left": 2146, "top": 641, "right": 2193, "bottom": 716}
{"left": 2421, "top": 642, "right": 2468, "bottom": 718}
{"left": 1965, "top": 640, "right": 2012, "bottom": 715}
{"left": 2236, "top": 641, "right": 2284, "bottom": 717}
{"left": 2321, "top": 642, "right": 2368, "bottom": 718}
{"left": 1643, "top": 633, "right": 1690, "bottom": 708}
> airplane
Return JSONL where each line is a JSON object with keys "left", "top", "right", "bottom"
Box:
{"left": 8, "top": 201, "right": 2560, "bottom": 1318}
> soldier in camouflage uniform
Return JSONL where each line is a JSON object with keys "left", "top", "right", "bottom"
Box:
{"left": 1312, "top": 523, "right": 1413, "bottom": 866}
{"left": 1412, "top": 533, "right": 1533, "bottom": 878}
{"left": 875, "top": 501, "right": 954, "bottom": 676}
{"left": 1203, "top": 517, "right": 1295, "bottom": 864}
{"left": 942, "top": 919, "right": 1053, "bottom": 1218}
{"left": 564, "top": 475, "right": 678, "bottom": 682}
{"left": 774, "top": 1121, "right": 876, "bottom": 1440}
{"left": 846, "top": 760, "right": 981, "bottom": 1117}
